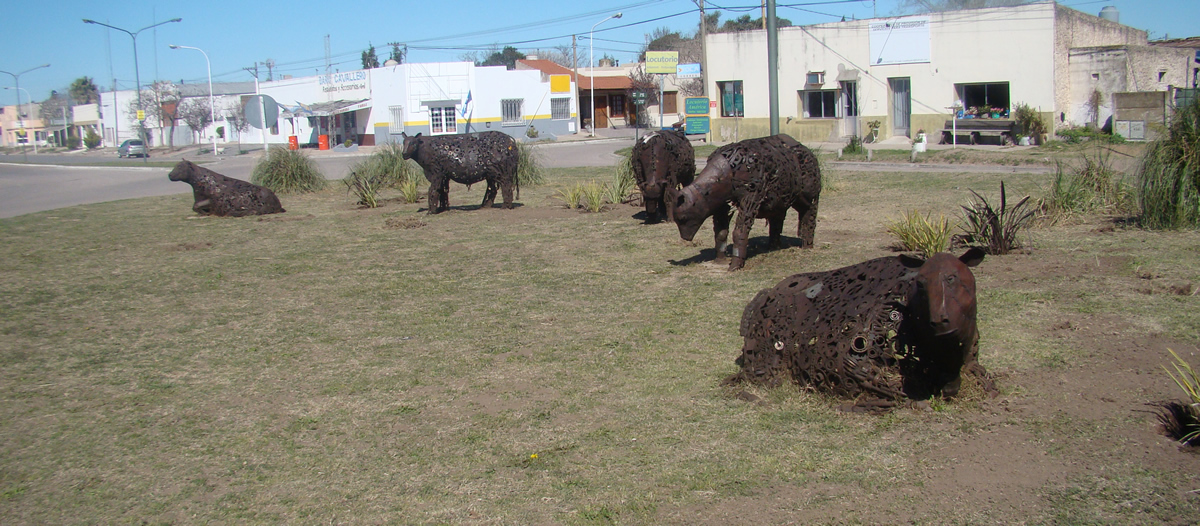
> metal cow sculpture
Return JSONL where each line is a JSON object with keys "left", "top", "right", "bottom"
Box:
{"left": 729, "top": 249, "right": 994, "bottom": 411}
{"left": 168, "top": 160, "right": 285, "bottom": 217}
{"left": 400, "top": 131, "right": 519, "bottom": 214}
{"left": 666, "top": 134, "right": 821, "bottom": 271}
{"left": 630, "top": 129, "right": 695, "bottom": 223}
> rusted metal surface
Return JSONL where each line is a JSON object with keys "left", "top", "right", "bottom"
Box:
{"left": 667, "top": 134, "right": 821, "bottom": 270}
{"left": 168, "top": 160, "right": 285, "bottom": 217}
{"left": 400, "top": 131, "right": 519, "bottom": 214}
{"left": 729, "top": 249, "right": 993, "bottom": 409}
{"left": 630, "top": 129, "right": 695, "bottom": 223}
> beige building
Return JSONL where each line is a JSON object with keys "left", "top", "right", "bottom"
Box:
{"left": 702, "top": 1, "right": 1195, "bottom": 143}
{"left": 1, "top": 103, "right": 46, "bottom": 148}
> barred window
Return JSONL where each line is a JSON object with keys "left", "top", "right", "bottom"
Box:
{"left": 389, "top": 106, "right": 404, "bottom": 133}
{"left": 430, "top": 106, "right": 457, "bottom": 135}
{"left": 551, "top": 98, "right": 570, "bottom": 119}
{"left": 501, "top": 99, "right": 524, "bottom": 124}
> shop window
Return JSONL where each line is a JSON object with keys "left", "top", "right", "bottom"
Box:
{"left": 551, "top": 98, "right": 571, "bottom": 119}
{"left": 502, "top": 99, "right": 524, "bottom": 124}
{"left": 956, "top": 82, "right": 1011, "bottom": 117}
{"left": 389, "top": 106, "right": 404, "bottom": 133}
{"left": 430, "top": 106, "right": 457, "bottom": 135}
{"left": 718, "top": 80, "right": 744, "bottom": 117}
{"left": 803, "top": 90, "right": 838, "bottom": 118}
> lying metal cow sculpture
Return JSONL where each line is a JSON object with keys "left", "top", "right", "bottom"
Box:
{"left": 400, "top": 131, "right": 519, "bottom": 214}
{"left": 168, "top": 160, "right": 285, "bottom": 217}
{"left": 729, "top": 249, "right": 994, "bottom": 410}
{"left": 666, "top": 134, "right": 821, "bottom": 271}
{"left": 630, "top": 129, "right": 695, "bottom": 223}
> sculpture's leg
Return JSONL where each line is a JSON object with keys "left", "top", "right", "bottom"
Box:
{"left": 426, "top": 176, "right": 444, "bottom": 214}
{"left": 712, "top": 203, "right": 732, "bottom": 265}
{"left": 796, "top": 195, "right": 819, "bottom": 248}
{"left": 729, "top": 210, "right": 755, "bottom": 271}
{"left": 481, "top": 178, "right": 498, "bottom": 209}
{"left": 767, "top": 211, "right": 786, "bottom": 250}
{"left": 501, "top": 178, "right": 514, "bottom": 209}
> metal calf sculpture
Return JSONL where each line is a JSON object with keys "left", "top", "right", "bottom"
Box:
{"left": 631, "top": 129, "right": 695, "bottom": 223}
{"left": 168, "top": 160, "right": 285, "bottom": 217}
{"left": 666, "top": 134, "right": 821, "bottom": 271}
{"left": 400, "top": 131, "right": 519, "bottom": 214}
{"left": 729, "top": 249, "right": 994, "bottom": 411}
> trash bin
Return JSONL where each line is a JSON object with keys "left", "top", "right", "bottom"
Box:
{"left": 288, "top": 136, "right": 299, "bottom": 150}
{"left": 318, "top": 134, "right": 329, "bottom": 150}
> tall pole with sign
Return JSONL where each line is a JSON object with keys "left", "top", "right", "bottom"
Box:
{"left": 645, "top": 51, "right": 679, "bottom": 129}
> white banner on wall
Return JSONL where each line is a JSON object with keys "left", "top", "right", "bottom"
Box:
{"left": 868, "top": 16, "right": 931, "bottom": 66}
{"left": 319, "top": 69, "right": 371, "bottom": 101}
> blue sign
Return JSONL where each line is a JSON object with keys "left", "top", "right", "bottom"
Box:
{"left": 676, "top": 63, "right": 701, "bottom": 79}
{"left": 685, "top": 116, "right": 710, "bottom": 135}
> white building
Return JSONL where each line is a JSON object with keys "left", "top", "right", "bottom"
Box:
{"left": 702, "top": 1, "right": 1195, "bottom": 143}
{"left": 99, "top": 82, "right": 257, "bottom": 149}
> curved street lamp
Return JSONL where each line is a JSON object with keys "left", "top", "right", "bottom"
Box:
{"left": 170, "top": 45, "right": 218, "bottom": 157}
{"left": 589, "top": 12, "right": 622, "bottom": 137}
{"left": 83, "top": 18, "right": 182, "bottom": 161}
{"left": 0, "top": 63, "right": 50, "bottom": 158}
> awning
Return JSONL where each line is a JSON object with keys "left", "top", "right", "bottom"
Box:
{"left": 280, "top": 99, "right": 371, "bottom": 118}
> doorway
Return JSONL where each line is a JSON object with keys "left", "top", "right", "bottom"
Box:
{"left": 841, "top": 80, "right": 859, "bottom": 137}
{"left": 889, "top": 77, "right": 911, "bottom": 137}
{"left": 593, "top": 95, "right": 609, "bottom": 129}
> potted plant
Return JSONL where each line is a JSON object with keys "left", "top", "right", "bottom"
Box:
{"left": 912, "top": 128, "right": 927, "bottom": 153}
{"left": 866, "top": 119, "right": 881, "bottom": 143}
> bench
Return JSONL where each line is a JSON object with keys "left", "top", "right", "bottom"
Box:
{"left": 939, "top": 119, "right": 1016, "bottom": 146}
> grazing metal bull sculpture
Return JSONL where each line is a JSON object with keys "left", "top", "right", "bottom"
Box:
{"left": 666, "top": 134, "right": 821, "bottom": 271}
{"left": 729, "top": 249, "right": 994, "bottom": 411}
{"left": 400, "top": 131, "right": 519, "bottom": 214}
{"left": 168, "top": 160, "right": 285, "bottom": 217}
{"left": 630, "top": 129, "right": 695, "bottom": 223}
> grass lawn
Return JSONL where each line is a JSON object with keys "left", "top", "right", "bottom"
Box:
{"left": 1, "top": 160, "right": 1198, "bottom": 524}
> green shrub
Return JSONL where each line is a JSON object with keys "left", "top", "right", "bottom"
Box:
{"left": 84, "top": 129, "right": 102, "bottom": 150}
{"left": 1138, "top": 98, "right": 1200, "bottom": 229}
{"left": 1012, "top": 102, "right": 1048, "bottom": 143}
{"left": 1043, "top": 150, "right": 1135, "bottom": 221}
{"left": 515, "top": 141, "right": 545, "bottom": 187}
{"left": 1055, "top": 126, "right": 1125, "bottom": 144}
{"left": 607, "top": 158, "right": 637, "bottom": 205}
{"left": 844, "top": 134, "right": 864, "bottom": 154}
{"left": 886, "top": 210, "right": 953, "bottom": 257}
{"left": 343, "top": 169, "right": 389, "bottom": 208}
{"left": 960, "top": 181, "right": 1037, "bottom": 255}
{"left": 251, "top": 146, "right": 327, "bottom": 194}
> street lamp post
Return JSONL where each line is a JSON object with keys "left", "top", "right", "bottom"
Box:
{"left": 83, "top": 17, "right": 182, "bottom": 163}
{"left": 1, "top": 63, "right": 50, "bottom": 159}
{"left": 589, "top": 12, "right": 622, "bottom": 137}
{"left": 169, "top": 45, "right": 218, "bottom": 157}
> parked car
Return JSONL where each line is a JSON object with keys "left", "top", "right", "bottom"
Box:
{"left": 117, "top": 139, "right": 148, "bottom": 158}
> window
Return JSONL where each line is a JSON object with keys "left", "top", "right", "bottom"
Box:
{"left": 551, "top": 98, "right": 571, "bottom": 119}
{"left": 389, "top": 106, "right": 404, "bottom": 133}
{"left": 803, "top": 90, "right": 838, "bottom": 118}
{"left": 429, "top": 106, "right": 457, "bottom": 135}
{"left": 611, "top": 95, "right": 626, "bottom": 117}
{"left": 662, "top": 91, "right": 678, "bottom": 114}
{"left": 718, "top": 81, "right": 744, "bottom": 117}
{"left": 806, "top": 72, "right": 825, "bottom": 85}
{"left": 956, "top": 82, "right": 1011, "bottom": 116}
{"left": 501, "top": 99, "right": 524, "bottom": 124}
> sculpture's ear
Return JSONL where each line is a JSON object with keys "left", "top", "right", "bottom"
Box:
{"left": 413, "top": 133, "right": 422, "bottom": 139}
{"left": 959, "top": 247, "right": 986, "bottom": 267}
{"left": 898, "top": 253, "right": 926, "bottom": 268}
{"left": 399, "top": 132, "right": 407, "bottom": 139}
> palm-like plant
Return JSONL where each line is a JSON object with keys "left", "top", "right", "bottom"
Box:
{"left": 960, "top": 181, "right": 1037, "bottom": 255}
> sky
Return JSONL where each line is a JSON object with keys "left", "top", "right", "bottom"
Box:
{"left": 2, "top": 0, "right": 1197, "bottom": 107}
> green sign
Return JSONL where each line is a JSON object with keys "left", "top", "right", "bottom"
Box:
{"left": 632, "top": 91, "right": 647, "bottom": 105}
{"left": 685, "top": 116, "right": 710, "bottom": 135}
{"left": 684, "top": 97, "right": 709, "bottom": 116}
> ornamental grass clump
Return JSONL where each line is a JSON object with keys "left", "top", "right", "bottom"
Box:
{"left": 515, "top": 141, "right": 546, "bottom": 187}
{"left": 886, "top": 210, "right": 953, "bottom": 257}
{"left": 1043, "top": 149, "right": 1135, "bottom": 223}
{"left": 1156, "top": 349, "right": 1200, "bottom": 446}
{"left": 251, "top": 146, "right": 327, "bottom": 194}
{"left": 607, "top": 159, "right": 637, "bottom": 205}
{"left": 343, "top": 145, "right": 422, "bottom": 208}
{"left": 1138, "top": 98, "right": 1200, "bottom": 229}
{"left": 960, "top": 181, "right": 1037, "bottom": 255}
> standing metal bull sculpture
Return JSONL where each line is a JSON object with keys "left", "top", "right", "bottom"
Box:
{"left": 400, "top": 131, "right": 519, "bottom": 214}
{"left": 729, "top": 249, "right": 994, "bottom": 411}
{"left": 666, "top": 134, "right": 821, "bottom": 271}
{"left": 630, "top": 129, "right": 695, "bottom": 223}
{"left": 168, "top": 160, "right": 285, "bottom": 217}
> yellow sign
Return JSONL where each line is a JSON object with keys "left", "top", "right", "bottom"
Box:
{"left": 137, "top": 109, "right": 146, "bottom": 121}
{"left": 550, "top": 74, "right": 571, "bottom": 93}
{"left": 645, "top": 51, "right": 679, "bottom": 74}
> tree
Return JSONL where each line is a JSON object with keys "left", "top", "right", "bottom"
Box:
{"left": 69, "top": 76, "right": 100, "bottom": 105}
{"left": 527, "top": 45, "right": 575, "bottom": 69}
{"left": 711, "top": 14, "right": 792, "bottom": 33}
{"left": 388, "top": 43, "right": 407, "bottom": 65}
{"left": 361, "top": 44, "right": 380, "bottom": 69}
{"left": 898, "top": 0, "right": 1030, "bottom": 12}
{"left": 225, "top": 99, "right": 250, "bottom": 152}
{"left": 125, "top": 81, "right": 181, "bottom": 149}
{"left": 479, "top": 46, "right": 527, "bottom": 70}
{"left": 178, "top": 98, "right": 214, "bottom": 149}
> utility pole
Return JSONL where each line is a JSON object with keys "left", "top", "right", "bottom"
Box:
{"left": 767, "top": 0, "right": 780, "bottom": 135}
{"left": 572, "top": 34, "right": 581, "bottom": 133}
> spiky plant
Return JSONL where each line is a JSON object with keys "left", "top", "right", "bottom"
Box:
{"left": 515, "top": 141, "right": 546, "bottom": 187}
{"left": 1156, "top": 349, "right": 1200, "bottom": 446}
{"left": 886, "top": 210, "right": 953, "bottom": 257}
{"left": 1138, "top": 98, "right": 1200, "bottom": 229}
{"left": 607, "top": 160, "right": 637, "bottom": 205}
{"left": 581, "top": 180, "right": 607, "bottom": 213}
{"left": 557, "top": 184, "right": 584, "bottom": 209}
{"left": 960, "top": 181, "right": 1038, "bottom": 255}
{"left": 342, "top": 169, "right": 388, "bottom": 208}
{"left": 251, "top": 146, "right": 327, "bottom": 194}
{"left": 397, "top": 179, "right": 420, "bottom": 204}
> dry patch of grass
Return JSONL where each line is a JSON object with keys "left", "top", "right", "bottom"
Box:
{"left": 1, "top": 164, "right": 1197, "bottom": 524}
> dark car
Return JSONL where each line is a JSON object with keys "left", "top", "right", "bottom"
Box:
{"left": 118, "top": 139, "right": 148, "bottom": 158}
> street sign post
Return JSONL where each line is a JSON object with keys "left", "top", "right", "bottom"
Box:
{"left": 244, "top": 94, "right": 279, "bottom": 129}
